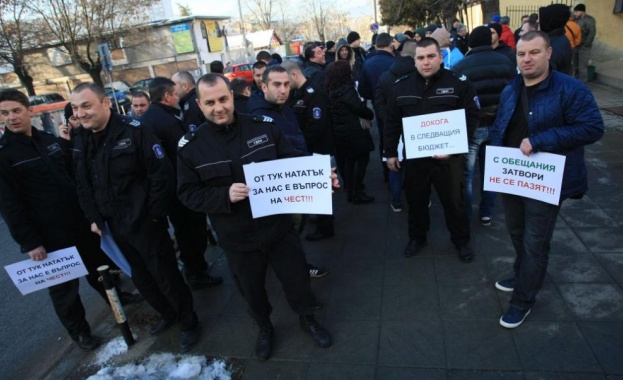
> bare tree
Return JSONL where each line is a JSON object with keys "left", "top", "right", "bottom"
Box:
{"left": 31, "top": 0, "right": 152, "bottom": 87}
{"left": 246, "top": 0, "right": 274, "bottom": 30}
{"left": 0, "top": 0, "right": 37, "bottom": 95}
{"left": 307, "top": 0, "right": 332, "bottom": 43}
{"left": 177, "top": 3, "right": 192, "bottom": 17}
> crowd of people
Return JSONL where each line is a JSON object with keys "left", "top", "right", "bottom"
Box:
{"left": 0, "top": 2, "right": 605, "bottom": 363}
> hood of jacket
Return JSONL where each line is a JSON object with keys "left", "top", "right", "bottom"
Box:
{"left": 390, "top": 55, "right": 416, "bottom": 77}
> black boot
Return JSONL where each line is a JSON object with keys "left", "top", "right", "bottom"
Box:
{"left": 299, "top": 315, "right": 332, "bottom": 348}
{"left": 73, "top": 331, "right": 100, "bottom": 351}
{"left": 256, "top": 320, "right": 273, "bottom": 361}
{"left": 184, "top": 270, "right": 223, "bottom": 290}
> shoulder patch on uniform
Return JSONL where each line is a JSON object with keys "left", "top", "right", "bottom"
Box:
{"left": 312, "top": 107, "right": 322, "bottom": 119}
{"left": 306, "top": 87, "right": 315, "bottom": 94}
{"left": 152, "top": 144, "right": 165, "bottom": 159}
{"left": 253, "top": 115, "right": 274, "bottom": 124}
{"left": 129, "top": 119, "right": 141, "bottom": 127}
{"left": 453, "top": 72, "right": 467, "bottom": 81}
{"left": 178, "top": 133, "right": 195, "bottom": 149}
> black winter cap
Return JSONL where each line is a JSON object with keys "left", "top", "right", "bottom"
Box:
{"left": 469, "top": 25, "right": 493, "bottom": 48}
{"left": 574, "top": 4, "right": 585, "bottom": 12}
{"left": 347, "top": 31, "right": 361, "bottom": 44}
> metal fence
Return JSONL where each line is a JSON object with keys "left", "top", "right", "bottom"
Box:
{"left": 506, "top": 0, "right": 574, "bottom": 30}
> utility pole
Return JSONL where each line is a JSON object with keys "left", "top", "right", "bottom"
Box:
{"left": 373, "top": 0, "right": 378, "bottom": 24}
{"left": 237, "top": 0, "right": 252, "bottom": 61}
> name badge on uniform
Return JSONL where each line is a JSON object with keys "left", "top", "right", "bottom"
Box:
{"left": 113, "top": 138, "right": 132, "bottom": 150}
{"left": 436, "top": 88, "right": 454, "bottom": 95}
{"left": 152, "top": 144, "right": 165, "bottom": 159}
{"left": 47, "top": 142, "right": 61, "bottom": 152}
{"left": 247, "top": 134, "right": 268, "bottom": 148}
{"left": 312, "top": 107, "right": 322, "bottom": 119}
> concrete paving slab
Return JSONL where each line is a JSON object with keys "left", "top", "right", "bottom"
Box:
{"left": 378, "top": 320, "right": 445, "bottom": 368}
{"left": 305, "top": 363, "right": 375, "bottom": 380}
{"left": 558, "top": 284, "right": 623, "bottom": 321}
{"left": 242, "top": 360, "right": 308, "bottom": 380}
{"left": 381, "top": 282, "right": 441, "bottom": 321}
{"left": 578, "top": 322, "right": 623, "bottom": 375}
{"left": 448, "top": 369, "right": 525, "bottom": 379}
{"left": 439, "top": 284, "right": 502, "bottom": 320}
{"left": 444, "top": 320, "right": 522, "bottom": 370}
{"left": 512, "top": 322, "right": 601, "bottom": 372}
{"left": 594, "top": 253, "right": 623, "bottom": 285}
{"left": 376, "top": 367, "right": 447, "bottom": 380}
{"left": 307, "top": 319, "right": 379, "bottom": 364}
{"left": 547, "top": 254, "right": 614, "bottom": 283}
{"left": 574, "top": 228, "right": 623, "bottom": 253}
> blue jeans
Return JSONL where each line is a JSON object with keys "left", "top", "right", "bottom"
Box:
{"left": 464, "top": 127, "right": 496, "bottom": 220}
{"left": 501, "top": 194, "right": 560, "bottom": 311}
{"left": 389, "top": 163, "right": 403, "bottom": 206}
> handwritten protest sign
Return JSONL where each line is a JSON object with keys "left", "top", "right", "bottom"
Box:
{"left": 484, "top": 146, "right": 566, "bottom": 205}
{"left": 243, "top": 155, "right": 332, "bottom": 218}
{"left": 403, "top": 109, "right": 468, "bottom": 159}
{"left": 4, "top": 247, "right": 88, "bottom": 295}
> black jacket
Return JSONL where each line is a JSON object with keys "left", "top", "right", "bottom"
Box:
{"left": 234, "top": 93, "right": 249, "bottom": 114}
{"left": 328, "top": 84, "right": 374, "bottom": 157}
{"left": 451, "top": 46, "right": 517, "bottom": 126}
{"left": 374, "top": 56, "right": 417, "bottom": 124}
{"left": 179, "top": 87, "right": 205, "bottom": 129}
{"left": 0, "top": 128, "right": 84, "bottom": 252}
{"left": 384, "top": 67, "right": 480, "bottom": 158}
{"left": 303, "top": 61, "right": 326, "bottom": 90}
{"left": 548, "top": 31, "right": 573, "bottom": 76}
{"left": 139, "top": 102, "right": 187, "bottom": 170}
{"left": 494, "top": 42, "right": 516, "bottom": 65}
{"left": 176, "top": 113, "right": 301, "bottom": 252}
{"left": 248, "top": 95, "right": 309, "bottom": 155}
{"left": 73, "top": 113, "right": 174, "bottom": 232}
{"left": 289, "top": 80, "right": 335, "bottom": 155}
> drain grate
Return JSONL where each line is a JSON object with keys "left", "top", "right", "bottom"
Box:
{"left": 602, "top": 106, "right": 623, "bottom": 116}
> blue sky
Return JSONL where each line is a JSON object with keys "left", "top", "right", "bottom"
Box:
{"left": 190, "top": 0, "right": 373, "bottom": 19}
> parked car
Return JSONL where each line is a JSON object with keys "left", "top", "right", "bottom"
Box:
{"left": 29, "top": 93, "right": 66, "bottom": 105}
{"left": 106, "top": 80, "right": 132, "bottom": 94}
{"left": 224, "top": 63, "right": 254, "bottom": 84}
{"left": 129, "top": 78, "right": 154, "bottom": 94}
{"left": 104, "top": 87, "right": 131, "bottom": 113}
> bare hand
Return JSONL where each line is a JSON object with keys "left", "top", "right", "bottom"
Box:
{"left": 91, "top": 222, "right": 103, "bottom": 236}
{"left": 387, "top": 157, "right": 400, "bottom": 171}
{"left": 58, "top": 123, "right": 71, "bottom": 141}
{"left": 229, "top": 183, "right": 250, "bottom": 203}
{"left": 520, "top": 138, "right": 533, "bottom": 156}
{"left": 330, "top": 167, "right": 340, "bottom": 190}
{"left": 28, "top": 246, "right": 47, "bottom": 261}
{"left": 432, "top": 154, "right": 450, "bottom": 160}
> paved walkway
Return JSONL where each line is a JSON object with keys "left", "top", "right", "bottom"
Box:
{"left": 43, "top": 82, "right": 623, "bottom": 380}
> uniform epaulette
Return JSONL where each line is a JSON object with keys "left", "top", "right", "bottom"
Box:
{"left": 306, "top": 87, "right": 315, "bottom": 94}
{"left": 120, "top": 115, "right": 141, "bottom": 128}
{"left": 253, "top": 115, "right": 275, "bottom": 124}
{"left": 177, "top": 131, "right": 196, "bottom": 150}
{"left": 394, "top": 73, "right": 412, "bottom": 85}
{"left": 452, "top": 71, "right": 468, "bottom": 81}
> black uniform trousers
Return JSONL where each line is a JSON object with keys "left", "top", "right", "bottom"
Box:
{"left": 404, "top": 156, "right": 470, "bottom": 247}
{"left": 225, "top": 229, "right": 318, "bottom": 323}
{"left": 109, "top": 218, "right": 197, "bottom": 331}
{"left": 168, "top": 198, "right": 209, "bottom": 275}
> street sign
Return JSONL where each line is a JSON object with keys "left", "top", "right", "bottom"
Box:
{"left": 97, "top": 43, "right": 113, "bottom": 72}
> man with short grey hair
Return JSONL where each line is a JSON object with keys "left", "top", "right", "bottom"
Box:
{"left": 455, "top": 24, "right": 469, "bottom": 55}
{"left": 171, "top": 71, "right": 205, "bottom": 128}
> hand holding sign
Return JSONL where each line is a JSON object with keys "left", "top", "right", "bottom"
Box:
{"left": 229, "top": 183, "right": 250, "bottom": 203}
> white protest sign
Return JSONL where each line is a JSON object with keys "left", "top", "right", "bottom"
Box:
{"left": 4, "top": 247, "right": 88, "bottom": 295}
{"left": 402, "top": 109, "right": 468, "bottom": 159}
{"left": 484, "top": 146, "right": 566, "bottom": 205}
{"left": 243, "top": 155, "right": 332, "bottom": 218}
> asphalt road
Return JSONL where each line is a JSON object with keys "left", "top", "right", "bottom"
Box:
{"left": 0, "top": 218, "right": 108, "bottom": 379}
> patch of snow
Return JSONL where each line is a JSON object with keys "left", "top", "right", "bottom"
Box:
{"left": 87, "top": 353, "right": 231, "bottom": 380}
{"left": 94, "top": 337, "right": 129, "bottom": 365}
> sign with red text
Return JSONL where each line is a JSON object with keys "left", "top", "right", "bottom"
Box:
{"left": 402, "top": 109, "right": 468, "bottom": 159}
{"left": 484, "top": 146, "right": 566, "bottom": 205}
{"left": 4, "top": 247, "right": 88, "bottom": 295}
{"left": 243, "top": 155, "right": 332, "bottom": 218}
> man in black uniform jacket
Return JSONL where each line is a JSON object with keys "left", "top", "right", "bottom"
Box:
{"left": 177, "top": 73, "right": 332, "bottom": 361}
{"left": 140, "top": 77, "right": 223, "bottom": 290}
{"left": 0, "top": 90, "right": 135, "bottom": 350}
{"left": 384, "top": 37, "right": 480, "bottom": 263}
{"left": 172, "top": 71, "right": 205, "bottom": 129}
{"left": 70, "top": 83, "right": 200, "bottom": 352}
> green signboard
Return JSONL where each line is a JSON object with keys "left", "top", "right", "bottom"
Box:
{"left": 171, "top": 24, "right": 194, "bottom": 54}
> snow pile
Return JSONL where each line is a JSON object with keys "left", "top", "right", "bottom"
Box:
{"left": 87, "top": 353, "right": 231, "bottom": 380}
{"left": 94, "top": 337, "right": 129, "bottom": 365}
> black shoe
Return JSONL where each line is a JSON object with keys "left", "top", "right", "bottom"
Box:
{"left": 255, "top": 321, "right": 273, "bottom": 361}
{"left": 352, "top": 193, "right": 375, "bottom": 204}
{"left": 299, "top": 315, "right": 332, "bottom": 348}
{"left": 404, "top": 239, "right": 428, "bottom": 258}
{"left": 305, "top": 231, "right": 335, "bottom": 241}
{"left": 180, "top": 325, "right": 200, "bottom": 352}
{"left": 185, "top": 272, "right": 223, "bottom": 290}
{"left": 149, "top": 318, "right": 175, "bottom": 335}
{"left": 119, "top": 291, "right": 143, "bottom": 306}
{"left": 74, "top": 332, "right": 99, "bottom": 351}
{"left": 457, "top": 245, "right": 474, "bottom": 263}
